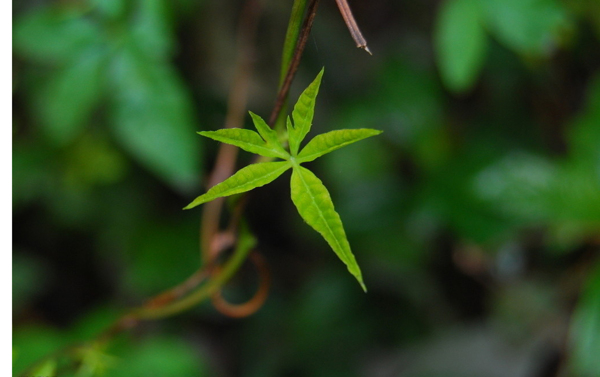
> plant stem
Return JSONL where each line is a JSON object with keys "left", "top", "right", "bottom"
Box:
{"left": 132, "top": 230, "right": 256, "bottom": 320}
{"left": 279, "top": 0, "right": 309, "bottom": 86}
{"left": 18, "top": 1, "right": 323, "bottom": 373}
{"left": 335, "top": 0, "right": 371, "bottom": 54}
{"left": 201, "top": 0, "right": 263, "bottom": 264}
{"left": 269, "top": 0, "right": 320, "bottom": 126}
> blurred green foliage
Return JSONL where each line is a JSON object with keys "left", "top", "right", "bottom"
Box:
{"left": 14, "top": 0, "right": 201, "bottom": 190}
{"left": 12, "top": 0, "right": 600, "bottom": 376}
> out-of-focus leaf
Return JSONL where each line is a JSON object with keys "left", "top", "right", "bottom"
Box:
{"left": 482, "top": 0, "right": 571, "bottom": 55}
{"left": 12, "top": 141, "right": 57, "bottom": 208}
{"left": 288, "top": 69, "right": 324, "bottom": 155}
{"left": 13, "top": 7, "right": 102, "bottom": 63}
{"left": 184, "top": 161, "right": 291, "bottom": 209}
{"left": 472, "top": 152, "right": 557, "bottom": 222}
{"left": 110, "top": 45, "right": 200, "bottom": 191}
{"left": 30, "top": 359, "right": 57, "bottom": 377}
{"left": 13, "top": 254, "right": 46, "bottom": 315}
{"left": 35, "top": 47, "right": 106, "bottom": 145}
{"left": 549, "top": 163, "right": 600, "bottom": 223}
{"left": 426, "top": 144, "right": 519, "bottom": 243}
{"left": 64, "top": 132, "right": 128, "bottom": 187}
{"left": 111, "top": 336, "right": 208, "bottom": 377}
{"left": 199, "top": 129, "right": 289, "bottom": 159}
{"left": 75, "top": 343, "right": 117, "bottom": 377}
{"left": 353, "top": 61, "right": 446, "bottom": 170}
{"left": 297, "top": 129, "right": 382, "bottom": 163}
{"left": 290, "top": 166, "right": 365, "bottom": 291}
{"left": 434, "top": 0, "right": 488, "bottom": 92}
{"left": 12, "top": 327, "right": 67, "bottom": 376}
{"left": 569, "top": 262, "right": 600, "bottom": 376}
{"left": 568, "top": 75, "right": 600, "bottom": 174}
{"left": 130, "top": 0, "right": 174, "bottom": 60}
{"left": 92, "top": 0, "right": 127, "bottom": 20}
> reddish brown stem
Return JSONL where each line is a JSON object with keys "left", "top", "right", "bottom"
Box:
{"left": 335, "top": 0, "right": 371, "bottom": 54}
{"left": 268, "top": 0, "right": 321, "bottom": 126}
{"left": 201, "top": 0, "right": 262, "bottom": 263}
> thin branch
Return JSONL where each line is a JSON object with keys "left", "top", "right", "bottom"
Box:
{"left": 269, "top": 0, "right": 320, "bottom": 126}
{"left": 18, "top": 1, "right": 324, "bottom": 373}
{"left": 279, "top": 0, "right": 309, "bottom": 86}
{"left": 335, "top": 0, "right": 371, "bottom": 54}
{"left": 201, "top": 0, "right": 262, "bottom": 264}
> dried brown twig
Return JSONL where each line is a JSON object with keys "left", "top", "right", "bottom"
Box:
{"left": 335, "top": 0, "right": 371, "bottom": 54}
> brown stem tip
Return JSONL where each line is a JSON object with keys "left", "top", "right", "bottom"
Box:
{"left": 335, "top": 0, "right": 372, "bottom": 55}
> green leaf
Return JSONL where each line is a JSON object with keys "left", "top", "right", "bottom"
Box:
{"left": 76, "top": 343, "right": 117, "bottom": 377}
{"left": 248, "top": 111, "right": 286, "bottom": 151}
{"left": 30, "top": 359, "right": 57, "bottom": 377}
{"left": 130, "top": 0, "right": 174, "bottom": 60}
{"left": 568, "top": 74, "right": 600, "bottom": 169}
{"left": 110, "top": 44, "right": 201, "bottom": 191}
{"left": 13, "top": 7, "right": 103, "bottom": 63}
{"left": 91, "top": 0, "right": 127, "bottom": 21}
{"left": 482, "top": 0, "right": 571, "bottom": 55}
{"left": 569, "top": 262, "right": 600, "bottom": 376}
{"left": 199, "top": 129, "right": 289, "bottom": 159}
{"left": 35, "top": 46, "right": 106, "bottom": 145}
{"left": 111, "top": 336, "right": 209, "bottom": 377}
{"left": 434, "top": 0, "right": 488, "bottom": 93}
{"left": 184, "top": 161, "right": 291, "bottom": 209}
{"left": 290, "top": 165, "right": 366, "bottom": 291}
{"left": 297, "top": 129, "right": 383, "bottom": 163}
{"left": 289, "top": 69, "right": 324, "bottom": 155}
{"left": 12, "top": 326, "right": 67, "bottom": 376}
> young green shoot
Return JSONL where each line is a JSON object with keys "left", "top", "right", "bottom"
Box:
{"left": 185, "top": 69, "right": 382, "bottom": 291}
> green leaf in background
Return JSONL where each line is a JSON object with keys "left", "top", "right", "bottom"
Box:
{"left": 91, "top": 0, "right": 127, "bottom": 21}
{"left": 249, "top": 111, "right": 287, "bottom": 152}
{"left": 482, "top": 0, "right": 571, "bottom": 55}
{"left": 75, "top": 343, "right": 117, "bottom": 377}
{"left": 130, "top": 0, "right": 174, "bottom": 60}
{"left": 297, "top": 129, "right": 382, "bottom": 163}
{"left": 110, "top": 45, "right": 201, "bottom": 191}
{"left": 568, "top": 74, "right": 600, "bottom": 172}
{"left": 434, "top": 0, "right": 488, "bottom": 93}
{"left": 288, "top": 68, "right": 324, "bottom": 155}
{"left": 35, "top": 47, "right": 106, "bottom": 145}
{"left": 13, "top": 7, "right": 103, "bottom": 63}
{"left": 29, "top": 359, "right": 57, "bottom": 377}
{"left": 184, "top": 161, "right": 292, "bottom": 209}
{"left": 569, "top": 262, "right": 600, "bottom": 376}
{"left": 111, "top": 336, "right": 208, "bottom": 377}
{"left": 199, "top": 129, "right": 289, "bottom": 159}
{"left": 290, "top": 165, "right": 366, "bottom": 291}
{"left": 12, "top": 327, "right": 67, "bottom": 376}
{"left": 13, "top": 254, "right": 47, "bottom": 315}
{"left": 63, "top": 132, "right": 129, "bottom": 187}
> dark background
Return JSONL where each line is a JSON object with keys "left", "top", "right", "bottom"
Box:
{"left": 13, "top": 0, "right": 600, "bottom": 376}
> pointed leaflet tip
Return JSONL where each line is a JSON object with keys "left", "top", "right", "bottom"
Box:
{"left": 290, "top": 165, "right": 366, "bottom": 291}
{"left": 297, "top": 128, "right": 383, "bottom": 163}
{"left": 184, "top": 161, "right": 292, "bottom": 210}
{"left": 289, "top": 69, "right": 325, "bottom": 155}
{"left": 248, "top": 111, "right": 288, "bottom": 158}
{"left": 198, "top": 129, "right": 288, "bottom": 159}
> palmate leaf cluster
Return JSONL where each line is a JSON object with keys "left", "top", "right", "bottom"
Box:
{"left": 185, "top": 69, "right": 382, "bottom": 291}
